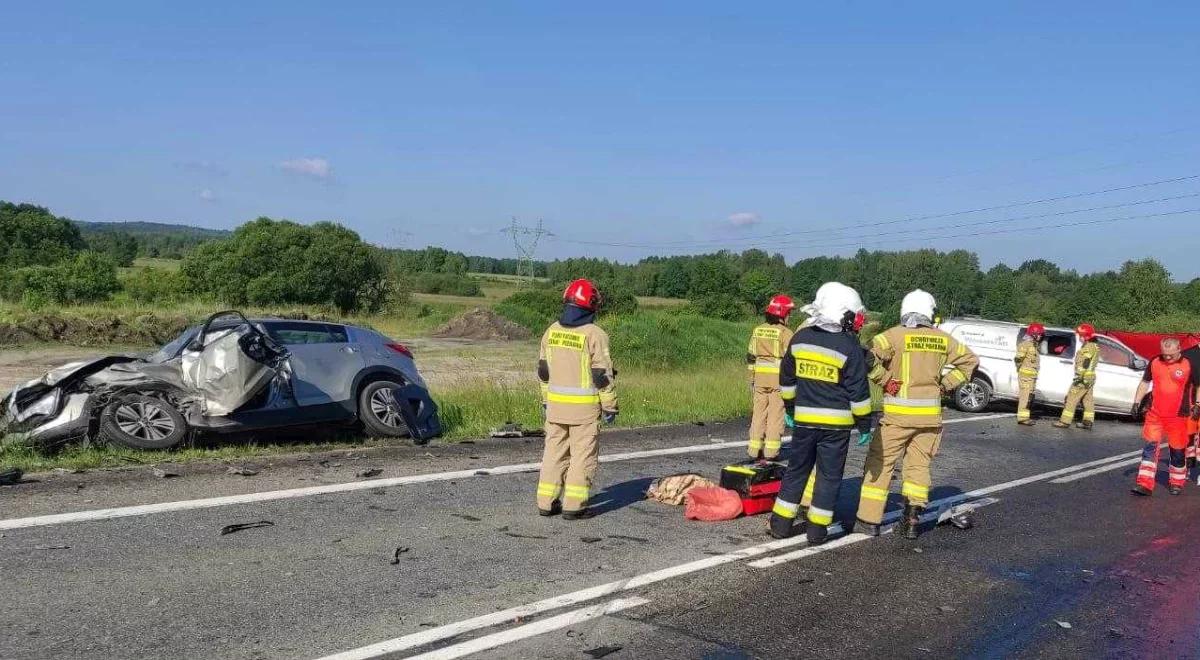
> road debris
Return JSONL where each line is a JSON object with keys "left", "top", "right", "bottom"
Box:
{"left": 1055, "top": 620, "right": 1073, "bottom": 629}
{"left": 53, "top": 467, "right": 85, "bottom": 474}
{"left": 34, "top": 544, "right": 70, "bottom": 550}
{"left": 608, "top": 535, "right": 649, "bottom": 544}
{"left": 220, "top": 521, "right": 275, "bottom": 536}
{"left": 152, "top": 467, "right": 179, "bottom": 479}
{"left": 1108, "top": 627, "right": 1125, "bottom": 638}
{"left": 0, "top": 467, "right": 24, "bottom": 485}
{"left": 226, "top": 466, "right": 259, "bottom": 476}
{"left": 452, "top": 513, "right": 482, "bottom": 522}
{"left": 581, "top": 537, "right": 603, "bottom": 544}
{"left": 474, "top": 470, "right": 491, "bottom": 476}
{"left": 389, "top": 547, "right": 410, "bottom": 564}
{"left": 936, "top": 505, "right": 976, "bottom": 529}
{"left": 584, "top": 646, "right": 622, "bottom": 658}
{"left": 504, "top": 532, "right": 549, "bottom": 540}
{"left": 937, "top": 606, "right": 956, "bottom": 614}
{"left": 356, "top": 468, "right": 383, "bottom": 478}
{"left": 646, "top": 473, "right": 716, "bottom": 505}
{"left": 490, "top": 422, "right": 544, "bottom": 438}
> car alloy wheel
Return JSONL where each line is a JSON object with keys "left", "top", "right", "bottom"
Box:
{"left": 369, "top": 387, "right": 405, "bottom": 429}
{"left": 113, "top": 400, "right": 178, "bottom": 442}
{"left": 958, "top": 381, "right": 987, "bottom": 410}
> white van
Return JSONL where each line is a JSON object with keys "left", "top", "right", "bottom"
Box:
{"left": 937, "top": 317, "right": 1148, "bottom": 417}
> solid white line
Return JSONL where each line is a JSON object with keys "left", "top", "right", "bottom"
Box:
{"left": 388, "top": 597, "right": 650, "bottom": 660}
{"left": 0, "top": 413, "right": 1009, "bottom": 531}
{"left": 1049, "top": 458, "right": 1138, "bottom": 483}
{"left": 748, "top": 497, "right": 1001, "bottom": 568}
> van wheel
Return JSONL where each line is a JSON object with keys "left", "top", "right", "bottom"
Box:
{"left": 954, "top": 377, "right": 992, "bottom": 413}
{"left": 359, "top": 381, "right": 411, "bottom": 438}
{"left": 99, "top": 395, "right": 188, "bottom": 450}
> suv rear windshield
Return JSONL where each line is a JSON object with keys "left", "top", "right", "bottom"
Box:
{"left": 264, "top": 322, "right": 348, "bottom": 345}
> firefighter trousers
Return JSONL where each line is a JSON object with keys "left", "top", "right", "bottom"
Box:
{"left": 1016, "top": 377, "right": 1036, "bottom": 422}
{"left": 749, "top": 386, "right": 785, "bottom": 459}
{"left": 771, "top": 427, "right": 850, "bottom": 529}
{"left": 537, "top": 421, "right": 600, "bottom": 512}
{"left": 857, "top": 424, "right": 942, "bottom": 525}
{"left": 1059, "top": 382, "right": 1095, "bottom": 425}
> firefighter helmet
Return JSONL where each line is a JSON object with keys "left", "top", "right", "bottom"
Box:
{"left": 1076, "top": 322, "right": 1096, "bottom": 341}
{"left": 1027, "top": 322, "right": 1046, "bottom": 339}
{"left": 764, "top": 295, "right": 796, "bottom": 319}
{"left": 563, "top": 278, "right": 602, "bottom": 311}
{"left": 900, "top": 289, "right": 937, "bottom": 321}
{"left": 814, "top": 283, "right": 865, "bottom": 332}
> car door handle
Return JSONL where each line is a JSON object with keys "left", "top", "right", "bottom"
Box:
{"left": 342, "top": 346, "right": 358, "bottom": 354}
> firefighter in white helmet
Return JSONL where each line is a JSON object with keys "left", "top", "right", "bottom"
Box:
{"left": 855, "top": 289, "right": 979, "bottom": 540}
{"left": 769, "top": 283, "right": 873, "bottom": 545}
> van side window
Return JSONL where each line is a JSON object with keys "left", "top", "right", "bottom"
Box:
{"left": 1043, "top": 333, "right": 1075, "bottom": 358}
{"left": 1096, "top": 337, "right": 1133, "bottom": 367}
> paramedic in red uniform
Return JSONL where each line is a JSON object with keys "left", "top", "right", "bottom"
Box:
{"left": 1132, "top": 337, "right": 1200, "bottom": 496}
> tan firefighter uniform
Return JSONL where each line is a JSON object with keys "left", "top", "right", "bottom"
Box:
{"left": 1015, "top": 338, "right": 1040, "bottom": 422}
{"left": 536, "top": 321, "right": 617, "bottom": 513}
{"left": 746, "top": 321, "right": 795, "bottom": 459}
{"left": 857, "top": 325, "right": 979, "bottom": 524}
{"left": 1059, "top": 340, "right": 1100, "bottom": 425}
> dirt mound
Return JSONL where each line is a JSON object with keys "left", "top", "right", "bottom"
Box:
{"left": 433, "top": 307, "right": 532, "bottom": 341}
{"left": 0, "top": 312, "right": 192, "bottom": 347}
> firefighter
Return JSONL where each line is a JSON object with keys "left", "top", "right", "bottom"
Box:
{"left": 769, "top": 283, "right": 873, "bottom": 545}
{"left": 1015, "top": 323, "right": 1045, "bottom": 426}
{"left": 1053, "top": 323, "right": 1100, "bottom": 430}
{"left": 746, "top": 295, "right": 797, "bottom": 460}
{"left": 855, "top": 290, "right": 979, "bottom": 540}
{"left": 1131, "top": 338, "right": 1200, "bottom": 496}
{"left": 535, "top": 279, "right": 618, "bottom": 520}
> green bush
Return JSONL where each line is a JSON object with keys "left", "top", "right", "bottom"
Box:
{"left": 607, "top": 311, "right": 751, "bottom": 369}
{"left": 411, "top": 272, "right": 482, "bottom": 297}
{"left": 118, "top": 267, "right": 190, "bottom": 304}
{"left": 682, "top": 293, "right": 753, "bottom": 321}
{"left": 3, "top": 251, "right": 120, "bottom": 305}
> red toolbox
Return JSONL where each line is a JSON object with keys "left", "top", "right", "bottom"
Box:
{"left": 719, "top": 461, "right": 784, "bottom": 516}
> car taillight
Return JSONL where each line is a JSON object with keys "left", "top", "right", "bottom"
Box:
{"left": 386, "top": 343, "right": 414, "bottom": 359}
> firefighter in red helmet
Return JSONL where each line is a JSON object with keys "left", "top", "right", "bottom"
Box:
{"left": 1054, "top": 323, "right": 1100, "bottom": 430}
{"left": 1015, "top": 323, "right": 1045, "bottom": 426}
{"left": 535, "top": 279, "right": 618, "bottom": 519}
{"left": 746, "top": 295, "right": 796, "bottom": 459}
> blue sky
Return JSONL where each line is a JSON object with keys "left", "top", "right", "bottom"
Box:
{"left": 2, "top": 2, "right": 1198, "bottom": 277}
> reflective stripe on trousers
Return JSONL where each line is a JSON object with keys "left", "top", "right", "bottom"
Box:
{"left": 883, "top": 396, "right": 942, "bottom": 416}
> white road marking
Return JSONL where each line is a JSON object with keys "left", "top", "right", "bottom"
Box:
{"left": 748, "top": 497, "right": 1001, "bottom": 568}
{"left": 0, "top": 413, "right": 1009, "bottom": 531}
{"left": 384, "top": 597, "right": 650, "bottom": 660}
{"left": 1049, "top": 458, "right": 1137, "bottom": 483}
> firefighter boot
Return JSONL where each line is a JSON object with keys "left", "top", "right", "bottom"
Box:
{"left": 1130, "top": 485, "right": 1152, "bottom": 497}
{"left": 768, "top": 513, "right": 795, "bottom": 539}
{"left": 1078, "top": 421, "right": 1094, "bottom": 430}
{"left": 1017, "top": 419, "right": 1035, "bottom": 426}
{"left": 538, "top": 501, "right": 562, "bottom": 517}
{"left": 1052, "top": 421, "right": 1070, "bottom": 429}
{"left": 854, "top": 519, "right": 881, "bottom": 537}
{"left": 899, "top": 503, "right": 923, "bottom": 540}
{"left": 562, "top": 508, "right": 595, "bottom": 520}
{"left": 806, "top": 522, "right": 828, "bottom": 546}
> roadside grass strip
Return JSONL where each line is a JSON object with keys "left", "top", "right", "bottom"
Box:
{"left": 0, "top": 413, "right": 1012, "bottom": 531}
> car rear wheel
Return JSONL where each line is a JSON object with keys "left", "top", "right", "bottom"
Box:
{"left": 99, "top": 395, "right": 188, "bottom": 450}
{"left": 359, "top": 381, "right": 411, "bottom": 438}
{"left": 954, "top": 377, "right": 993, "bottom": 413}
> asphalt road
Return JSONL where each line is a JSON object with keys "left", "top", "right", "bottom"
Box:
{"left": 2, "top": 411, "right": 1197, "bottom": 660}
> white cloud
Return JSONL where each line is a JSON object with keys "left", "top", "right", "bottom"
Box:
{"left": 727, "top": 211, "right": 761, "bottom": 228}
{"left": 198, "top": 188, "right": 217, "bottom": 202}
{"left": 278, "top": 157, "right": 333, "bottom": 180}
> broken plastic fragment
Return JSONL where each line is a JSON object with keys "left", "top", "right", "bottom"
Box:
{"left": 1055, "top": 620, "right": 1072, "bottom": 629}
{"left": 584, "top": 647, "right": 622, "bottom": 659}
{"left": 220, "top": 520, "right": 275, "bottom": 536}
{"left": 152, "top": 467, "right": 180, "bottom": 479}
{"left": 390, "top": 547, "right": 410, "bottom": 564}
{"left": 356, "top": 468, "right": 383, "bottom": 478}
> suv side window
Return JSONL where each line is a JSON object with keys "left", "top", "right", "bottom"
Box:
{"left": 1096, "top": 337, "right": 1134, "bottom": 367}
{"left": 1043, "top": 332, "right": 1076, "bottom": 359}
{"left": 265, "top": 322, "right": 349, "bottom": 345}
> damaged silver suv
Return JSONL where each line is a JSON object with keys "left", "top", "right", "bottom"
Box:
{"left": 1, "top": 311, "right": 441, "bottom": 450}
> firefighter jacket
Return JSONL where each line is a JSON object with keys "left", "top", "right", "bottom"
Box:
{"left": 538, "top": 320, "right": 617, "bottom": 425}
{"left": 1074, "top": 340, "right": 1100, "bottom": 385}
{"left": 1015, "top": 339, "right": 1040, "bottom": 380}
{"left": 779, "top": 326, "right": 872, "bottom": 433}
{"left": 870, "top": 325, "right": 979, "bottom": 428}
{"left": 746, "top": 322, "right": 795, "bottom": 388}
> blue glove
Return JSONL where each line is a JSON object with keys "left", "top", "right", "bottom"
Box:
{"left": 602, "top": 411, "right": 618, "bottom": 425}
{"left": 856, "top": 430, "right": 873, "bottom": 447}
{"left": 784, "top": 415, "right": 795, "bottom": 429}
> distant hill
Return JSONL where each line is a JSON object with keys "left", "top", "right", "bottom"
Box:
{"left": 73, "top": 220, "right": 229, "bottom": 259}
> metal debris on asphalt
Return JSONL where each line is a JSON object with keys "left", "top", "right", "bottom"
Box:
{"left": 356, "top": 468, "right": 383, "bottom": 478}
{"left": 152, "top": 467, "right": 179, "bottom": 479}
{"left": 936, "top": 505, "right": 975, "bottom": 529}
{"left": 33, "top": 544, "right": 70, "bottom": 550}
{"left": 913, "top": 548, "right": 924, "bottom": 553}
{"left": 1, "top": 467, "right": 26, "bottom": 485}
{"left": 219, "top": 521, "right": 275, "bottom": 536}
{"left": 227, "top": 466, "right": 260, "bottom": 476}
{"left": 581, "top": 537, "right": 603, "bottom": 543}
{"left": 490, "top": 422, "right": 544, "bottom": 438}
{"left": 1055, "top": 620, "right": 1072, "bottom": 629}
{"left": 584, "top": 646, "right": 622, "bottom": 658}
{"left": 937, "top": 606, "right": 956, "bottom": 614}
{"left": 389, "top": 547, "right": 410, "bottom": 564}
{"left": 504, "top": 532, "right": 549, "bottom": 540}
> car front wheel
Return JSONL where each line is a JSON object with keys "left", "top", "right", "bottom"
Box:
{"left": 954, "top": 377, "right": 993, "bottom": 413}
{"left": 359, "top": 381, "right": 412, "bottom": 438}
{"left": 99, "top": 395, "right": 188, "bottom": 450}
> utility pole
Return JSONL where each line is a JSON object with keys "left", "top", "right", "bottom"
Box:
{"left": 501, "top": 217, "right": 552, "bottom": 287}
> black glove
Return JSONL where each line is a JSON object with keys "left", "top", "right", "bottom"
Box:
{"left": 1192, "top": 402, "right": 1200, "bottom": 422}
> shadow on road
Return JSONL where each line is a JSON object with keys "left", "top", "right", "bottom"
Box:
{"left": 590, "top": 477, "right": 654, "bottom": 516}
